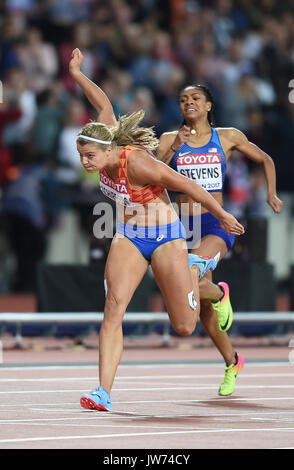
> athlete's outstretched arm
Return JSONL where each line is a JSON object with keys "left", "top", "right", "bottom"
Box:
{"left": 69, "top": 48, "right": 117, "bottom": 126}
{"left": 128, "top": 151, "right": 244, "bottom": 236}
{"left": 228, "top": 128, "right": 283, "bottom": 213}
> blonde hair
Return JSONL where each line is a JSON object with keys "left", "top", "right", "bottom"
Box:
{"left": 77, "top": 110, "right": 159, "bottom": 151}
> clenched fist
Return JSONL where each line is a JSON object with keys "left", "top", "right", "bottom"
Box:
{"left": 69, "top": 48, "right": 84, "bottom": 76}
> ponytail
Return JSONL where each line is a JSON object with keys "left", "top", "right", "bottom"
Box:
{"left": 77, "top": 110, "right": 159, "bottom": 151}
{"left": 111, "top": 110, "right": 159, "bottom": 150}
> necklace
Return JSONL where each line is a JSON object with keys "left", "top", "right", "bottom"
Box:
{"left": 190, "top": 129, "right": 196, "bottom": 135}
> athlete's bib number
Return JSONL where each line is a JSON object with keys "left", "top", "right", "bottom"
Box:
{"left": 177, "top": 153, "right": 222, "bottom": 191}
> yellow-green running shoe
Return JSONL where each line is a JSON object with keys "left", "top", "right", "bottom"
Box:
{"left": 218, "top": 353, "right": 245, "bottom": 396}
{"left": 212, "top": 281, "right": 233, "bottom": 332}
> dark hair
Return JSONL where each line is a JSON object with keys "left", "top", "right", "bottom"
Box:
{"left": 180, "top": 84, "right": 215, "bottom": 127}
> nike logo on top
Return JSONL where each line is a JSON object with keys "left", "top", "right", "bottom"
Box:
{"left": 178, "top": 151, "right": 191, "bottom": 157}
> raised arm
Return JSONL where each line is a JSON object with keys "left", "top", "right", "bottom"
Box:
{"left": 228, "top": 128, "right": 283, "bottom": 214}
{"left": 69, "top": 48, "right": 117, "bottom": 126}
{"left": 128, "top": 151, "right": 244, "bottom": 236}
{"left": 156, "top": 126, "right": 191, "bottom": 164}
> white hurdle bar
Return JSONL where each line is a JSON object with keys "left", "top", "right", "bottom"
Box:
{"left": 1, "top": 311, "right": 294, "bottom": 324}
{"left": 0, "top": 312, "right": 294, "bottom": 347}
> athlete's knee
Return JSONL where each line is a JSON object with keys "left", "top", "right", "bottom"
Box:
{"left": 176, "top": 324, "right": 196, "bottom": 337}
{"left": 104, "top": 290, "right": 128, "bottom": 324}
{"left": 173, "top": 319, "right": 197, "bottom": 337}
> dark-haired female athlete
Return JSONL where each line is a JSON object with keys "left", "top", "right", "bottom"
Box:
{"left": 157, "top": 84, "right": 283, "bottom": 395}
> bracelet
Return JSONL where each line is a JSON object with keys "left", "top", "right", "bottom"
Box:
{"left": 170, "top": 144, "right": 177, "bottom": 153}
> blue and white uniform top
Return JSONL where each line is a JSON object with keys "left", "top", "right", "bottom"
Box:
{"left": 170, "top": 127, "right": 226, "bottom": 193}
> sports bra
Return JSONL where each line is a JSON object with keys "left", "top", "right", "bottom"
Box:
{"left": 99, "top": 145, "right": 164, "bottom": 206}
{"left": 170, "top": 127, "right": 226, "bottom": 193}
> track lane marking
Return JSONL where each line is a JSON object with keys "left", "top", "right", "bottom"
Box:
{"left": 1, "top": 410, "right": 294, "bottom": 424}
{"left": 0, "top": 361, "right": 291, "bottom": 371}
{"left": 0, "top": 372, "right": 293, "bottom": 382}
{"left": 1, "top": 426, "right": 294, "bottom": 444}
{"left": 1, "top": 384, "right": 294, "bottom": 394}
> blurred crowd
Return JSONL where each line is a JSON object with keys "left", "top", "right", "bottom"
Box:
{"left": 0, "top": 0, "right": 294, "bottom": 292}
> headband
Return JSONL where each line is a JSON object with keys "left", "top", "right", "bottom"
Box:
{"left": 77, "top": 135, "right": 112, "bottom": 145}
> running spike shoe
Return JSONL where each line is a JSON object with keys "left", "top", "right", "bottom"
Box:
{"left": 80, "top": 385, "right": 112, "bottom": 411}
{"left": 212, "top": 281, "right": 233, "bottom": 332}
{"left": 188, "top": 251, "right": 220, "bottom": 280}
{"left": 218, "top": 353, "right": 245, "bottom": 396}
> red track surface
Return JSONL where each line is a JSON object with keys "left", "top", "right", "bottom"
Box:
{"left": 0, "top": 336, "right": 294, "bottom": 450}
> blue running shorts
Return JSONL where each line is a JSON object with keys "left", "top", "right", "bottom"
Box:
{"left": 180, "top": 212, "right": 235, "bottom": 252}
{"left": 117, "top": 219, "right": 187, "bottom": 262}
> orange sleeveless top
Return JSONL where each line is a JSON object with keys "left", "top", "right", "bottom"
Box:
{"left": 99, "top": 145, "right": 164, "bottom": 206}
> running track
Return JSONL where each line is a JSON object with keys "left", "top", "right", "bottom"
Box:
{"left": 0, "top": 341, "right": 294, "bottom": 450}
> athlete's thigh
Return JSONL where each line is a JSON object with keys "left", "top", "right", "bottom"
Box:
{"left": 191, "top": 234, "right": 228, "bottom": 260}
{"left": 150, "top": 239, "right": 198, "bottom": 327}
{"left": 104, "top": 234, "right": 149, "bottom": 310}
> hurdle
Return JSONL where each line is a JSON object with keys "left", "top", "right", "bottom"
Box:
{"left": 0, "top": 312, "right": 294, "bottom": 348}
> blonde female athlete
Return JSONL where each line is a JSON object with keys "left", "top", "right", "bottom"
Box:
{"left": 69, "top": 49, "right": 244, "bottom": 411}
{"left": 157, "top": 84, "right": 283, "bottom": 396}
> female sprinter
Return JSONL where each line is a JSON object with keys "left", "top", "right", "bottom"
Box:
{"left": 69, "top": 49, "right": 244, "bottom": 410}
{"left": 157, "top": 84, "right": 283, "bottom": 396}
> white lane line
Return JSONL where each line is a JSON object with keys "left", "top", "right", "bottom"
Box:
{"left": 2, "top": 416, "right": 294, "bottom": 427}
{"left": 0, "top": 361, "right": 291, "bottom": 371}
{"left": 30, "top": 417, "right": 294, "bottom": 426}
{"left": 1, "top": 384, "right": 294, "bottom": 394}
{"left": 20, "top": 410, "right": 294, "bottom": 420}
{"left": 117, "top": 396, "right": 294, "bottom": 404}
{"left": 1, "top": 427, "right": 294, "bottom": 444}
{"left": 0, "top": 372, "right": 293, "bottom": 382}
{"left": 2, "top": 410, "right": 294, "bottom": 423}
{"left": 1, "top": 396, "right": 294, "bottom": 409}
{"left": 251, "top": 418, "right": 294, "bottom": 422}
{"left": 6, "top": 418, "right": 294, "bottom": 428}
{"left": 0, "top": 421, "right": 190, "bottom": 430}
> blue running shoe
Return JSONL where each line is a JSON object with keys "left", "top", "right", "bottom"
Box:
{"left": 80, "top": 386, "right": 112, "bottom": 411}
{"left": 188, "top": 252, "right": 220, "bottom": 280}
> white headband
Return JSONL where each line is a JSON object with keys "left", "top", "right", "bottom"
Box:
{"left": 77, "top": 135, "right": 112, "bottom": 145}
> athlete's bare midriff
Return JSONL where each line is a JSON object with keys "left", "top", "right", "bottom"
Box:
{"left": 118, "top": 190, "right": 179, "bottom": 227}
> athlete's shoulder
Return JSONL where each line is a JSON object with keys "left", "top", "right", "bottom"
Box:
{"left": 215, "top": 127, "right": 245, "bottom": 138}
{"left": 157, "top": 131, "right": 179, "bottom": 157}
{"left": 127, "top": 146, "right": 154, "bottom": 166}
{"left": 159, "top": 130, "right": 178, "bottom": 141}
{"left": 215, "top": 126, "right": 236, "bottom": 135}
